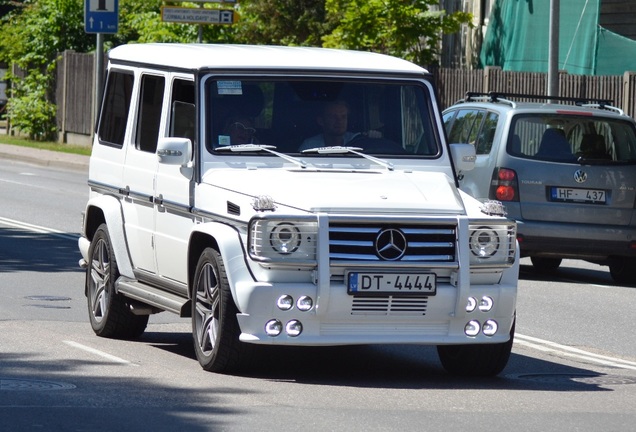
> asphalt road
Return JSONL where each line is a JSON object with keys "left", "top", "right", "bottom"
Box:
{"left": 1, "top": 146, "right": 636, "bottom": 431}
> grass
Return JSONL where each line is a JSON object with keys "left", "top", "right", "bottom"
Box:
{"left": 0, "top": 133, "right": 92, "bottom": 156}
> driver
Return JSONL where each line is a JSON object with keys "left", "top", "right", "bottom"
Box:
{"left": 299, "top": 100, "right": 358, "bottom": 150}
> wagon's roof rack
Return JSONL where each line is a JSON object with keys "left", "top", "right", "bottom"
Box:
{"left": 460, "top": 92, "right": 623, "bottom": 114}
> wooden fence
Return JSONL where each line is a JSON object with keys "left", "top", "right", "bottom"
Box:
{"left": 37, "top": 51, "right": 636, "bottom": 143}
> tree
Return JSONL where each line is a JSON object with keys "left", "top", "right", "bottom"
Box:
{"left": 323, "top": 0, "right": 473, "bottom": 67}
{"left": 235, "top": 0, "right": 330, "bottom": 46}
{"left": 0, "top": 0, "right": 93, "bottom": 140}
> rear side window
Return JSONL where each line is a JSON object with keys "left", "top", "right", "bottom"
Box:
{"left": 508, "top": 114, "right": 636, "bottom": 164}
{"left": 473, "top": 111, "right": 498, "bottom": 155}
{"left": 98, "top": 70, "right": 134, "bottom": 148}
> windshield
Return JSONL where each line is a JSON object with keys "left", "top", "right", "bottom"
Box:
{"left": 507, "top": 114, "right": 636, "bottom": 164}
{"left": 205, "top": 77, "right": 440, "bottom": 157}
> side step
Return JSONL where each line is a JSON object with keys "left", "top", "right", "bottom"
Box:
{"left": 116, "top": 278, "right": 190, "bottom": 317}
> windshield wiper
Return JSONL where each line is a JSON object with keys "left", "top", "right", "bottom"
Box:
{"left": 301, "top": 146, "right": 394, "bottom": 171}
{"left": 216, "top": 144, "right": 307, "bottom": 169}
{"left": 576, "top": 156, "right": 623, "bottom": 165}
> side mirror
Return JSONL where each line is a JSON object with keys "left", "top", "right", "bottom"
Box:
{"left": 449, "top": 143, "right": 476, "bottom": 173}
{"left": 157, "top": 137, "right": 192, "bottom": 166}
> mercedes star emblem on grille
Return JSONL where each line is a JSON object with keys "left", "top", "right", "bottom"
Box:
{"left": 375, "top": 228, "right": 407, "bottom": 260}
{"left": 574, "top": 169, "right": 588, "bottom": 183}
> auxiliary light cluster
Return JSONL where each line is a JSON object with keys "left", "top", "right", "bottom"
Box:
{"left": 464, "top": 295, "right": 498, "bottom": 337}
{"left": 265, "top": 295, "right": 314, "bottom": 337}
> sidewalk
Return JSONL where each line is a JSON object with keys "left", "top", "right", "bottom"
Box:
{"left": 0, "top": 141, "right": 89, "bottom": 172}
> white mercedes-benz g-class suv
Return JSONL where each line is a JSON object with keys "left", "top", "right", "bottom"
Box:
{"left": 78, "top": 43, "right": 518, "bottom": 376}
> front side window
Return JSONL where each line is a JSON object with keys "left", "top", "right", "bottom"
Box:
{"left": 508, "top": 114, "right": 636, "bottom": 164}
{"left": 135, "top": 74, "right": 165, "bottom": 153}
{"left": 445, "top": 109, "right": 484, "bottom": 145}
{"left": 204, "top": 78, "right": 440, "bottom": 157}
{"left": 98, "top": 70, "right": 134, "bottom": 148}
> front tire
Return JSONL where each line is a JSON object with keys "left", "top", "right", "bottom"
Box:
{"left": 609, "top": 257, "right": 636, "bottom": 285}
{"left": 86, "top": 224, "right": 148, "bottom": 339}
{"left": 530, "top": 257, "right": 562, "bottom": 272}
{"left": 437, "top": 320, "right": 515, "bottom": 377}
{"left": 192, "top": 248, "right": 251, "bottom": 372}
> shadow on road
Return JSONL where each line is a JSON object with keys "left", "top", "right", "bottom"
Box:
{"left": 519, "top": 261, "right": 632, "bottom": 288}
{"left": 0, "top": 226, "right": 81, "bottom": 273}
{"left": 138, "top": 330, "right": 621, "bottom": 392}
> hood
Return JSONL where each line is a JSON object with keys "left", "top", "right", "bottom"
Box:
{"left": 204, "top": 168, "right": 466, "bottom": 215}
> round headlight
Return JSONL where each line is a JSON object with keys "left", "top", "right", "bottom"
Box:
{"left": 277, "top": 295, "right": 294, "bottom": 311}
{"left": 465, "top": 320, "right": 480, "bottom": 337}
{"left": 479, "top": 296, "right": 494, "bottom": 312}
{"left": 470, "top": 227, "right": 500, "bottom": 258}
{"left": 466, "top": 296, "right": 477, "bottom": 313}
{"left": 483, "top": 319, "right": 498, "bottom": 336}
{"left": 265, "top": 319, "right": 283, "bottom": 337}
{"left": 296, "top": 296, "right": 313, "bottom": 311}
{"left": 286, "top": 320, "right": 303, "bottom": 337}
{"left": 270, "top": 223, "right": 301, "bottom": 254}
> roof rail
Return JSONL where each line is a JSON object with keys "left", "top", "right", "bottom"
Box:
{"left": 579, "top": 103, "right": 625, "bottom": 116}
{"left": 463, "top": 92, "right": 622, "bottom": 113}
{"left": 463, "top": 92, "right": 516, "bottom": 107}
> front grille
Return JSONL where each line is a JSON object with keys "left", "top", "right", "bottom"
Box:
{"left": 329, "top": 222, "right": 456, "bottom": 262}
{"left": 351, "top": 296, "right": 429, "bottom": 316}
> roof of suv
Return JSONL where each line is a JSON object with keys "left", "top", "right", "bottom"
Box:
{"left": 108, "top": 43, "right": 428, "bottom": 75}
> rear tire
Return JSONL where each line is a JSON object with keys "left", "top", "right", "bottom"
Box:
{"left": 191, "top": 248, "right": 252, "bottom": 372}
{"left": 437, "top": 320, "right": 515, "bottom": 377}
{"left": 530, "top": 257, "right": 562, "bottom": 272}
{"left": 86, "top": 224, "right": 149, "bottom": 339}
{"left": 609, "top": 257, "right": 636, "bottom": 285}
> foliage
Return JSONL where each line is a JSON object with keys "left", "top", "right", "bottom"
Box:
{"left": 6, "top": 70, "right": 57, "bottom": 140}
{"left": 323, "top": 0, "right": 473, "bottom": 67}
{"left": 0, "top": 0, "right": 472, "bottom": 140}
{"left": 108, "top": 1, "right": 235, "bottom": 47}
{"left": 235, "top": 0, "right": 329, "bottom": 46}
{"left": 0, "top": 0, "right": 93, "bottom": 140}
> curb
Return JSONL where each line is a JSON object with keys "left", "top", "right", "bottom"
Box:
{"left": 0, "top": 142, "right": 89, "bottom": 172}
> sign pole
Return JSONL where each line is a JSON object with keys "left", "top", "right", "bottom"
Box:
{"left": 95, "top": 33, "right": 104, "bottom": 125}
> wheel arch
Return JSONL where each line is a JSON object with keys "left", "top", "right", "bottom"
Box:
{"left": 84, "top": 195, "right": 135, "bottom": 279}
{"left": 188, "top": 222, "right": 255, "bottom": 307}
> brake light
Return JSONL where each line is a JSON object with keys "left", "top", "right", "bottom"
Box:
{"left": 490, "top": 168, "right": 519, "bottom": 202}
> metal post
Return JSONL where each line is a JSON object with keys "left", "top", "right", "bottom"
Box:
{"left": 94, "top": 33, "right": 104, "bottom": 134}
{"left": 547, "top": 0, "right": 560, "bottom": 100}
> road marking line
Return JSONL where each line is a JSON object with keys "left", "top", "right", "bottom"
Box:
{"left": 516, "top": 333, "right": 636, "bottom": 371}
{"left": 63, "top": 340, "right": 138, "bottom": 366}
{"left": 0, "top": 216, "right": 79, "bottom": 241}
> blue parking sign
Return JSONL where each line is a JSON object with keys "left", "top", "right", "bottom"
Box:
{"left": 85, "top": 0, "right": 119, "bottom": 34}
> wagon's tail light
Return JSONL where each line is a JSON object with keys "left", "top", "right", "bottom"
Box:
{"left": 490, "top": 167, "right": 519, "bottom": 202}
{"left": 248, "top": 216, "right": 318, "bottom": 265}
{"left": 468, "top": 223, "right": 517, "bottom": 268}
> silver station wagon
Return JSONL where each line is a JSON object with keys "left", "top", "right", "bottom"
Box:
{"left": 443, "top": 92, "right": 636, "bottom": 284}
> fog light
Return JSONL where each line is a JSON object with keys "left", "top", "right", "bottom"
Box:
{"left": 466, "top": 297, "right": 477, "bottom": 313}
{"left": 296, "top": 296, "right": 313, "bottom": 311}
{"left": 465, "top": 320, "right": 480, "bottom": 337}
{"left": 483, "top": 319, "right": 498, "bottom": 336}
{"left": 286, "top": 320, "right": 303, "bottom": 337}
{"left": 277, "top": 295, "right": 294, "bottom": 311}
{"left": 479, "top": 296, "right": 494, "bottom": 312}
{"left": 265, "top": 319, "right": 283, "bottom": 336}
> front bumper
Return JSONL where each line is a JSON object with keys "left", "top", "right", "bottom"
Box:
{"left": 234, "top": 276, "right": 517, "bottom": 346}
